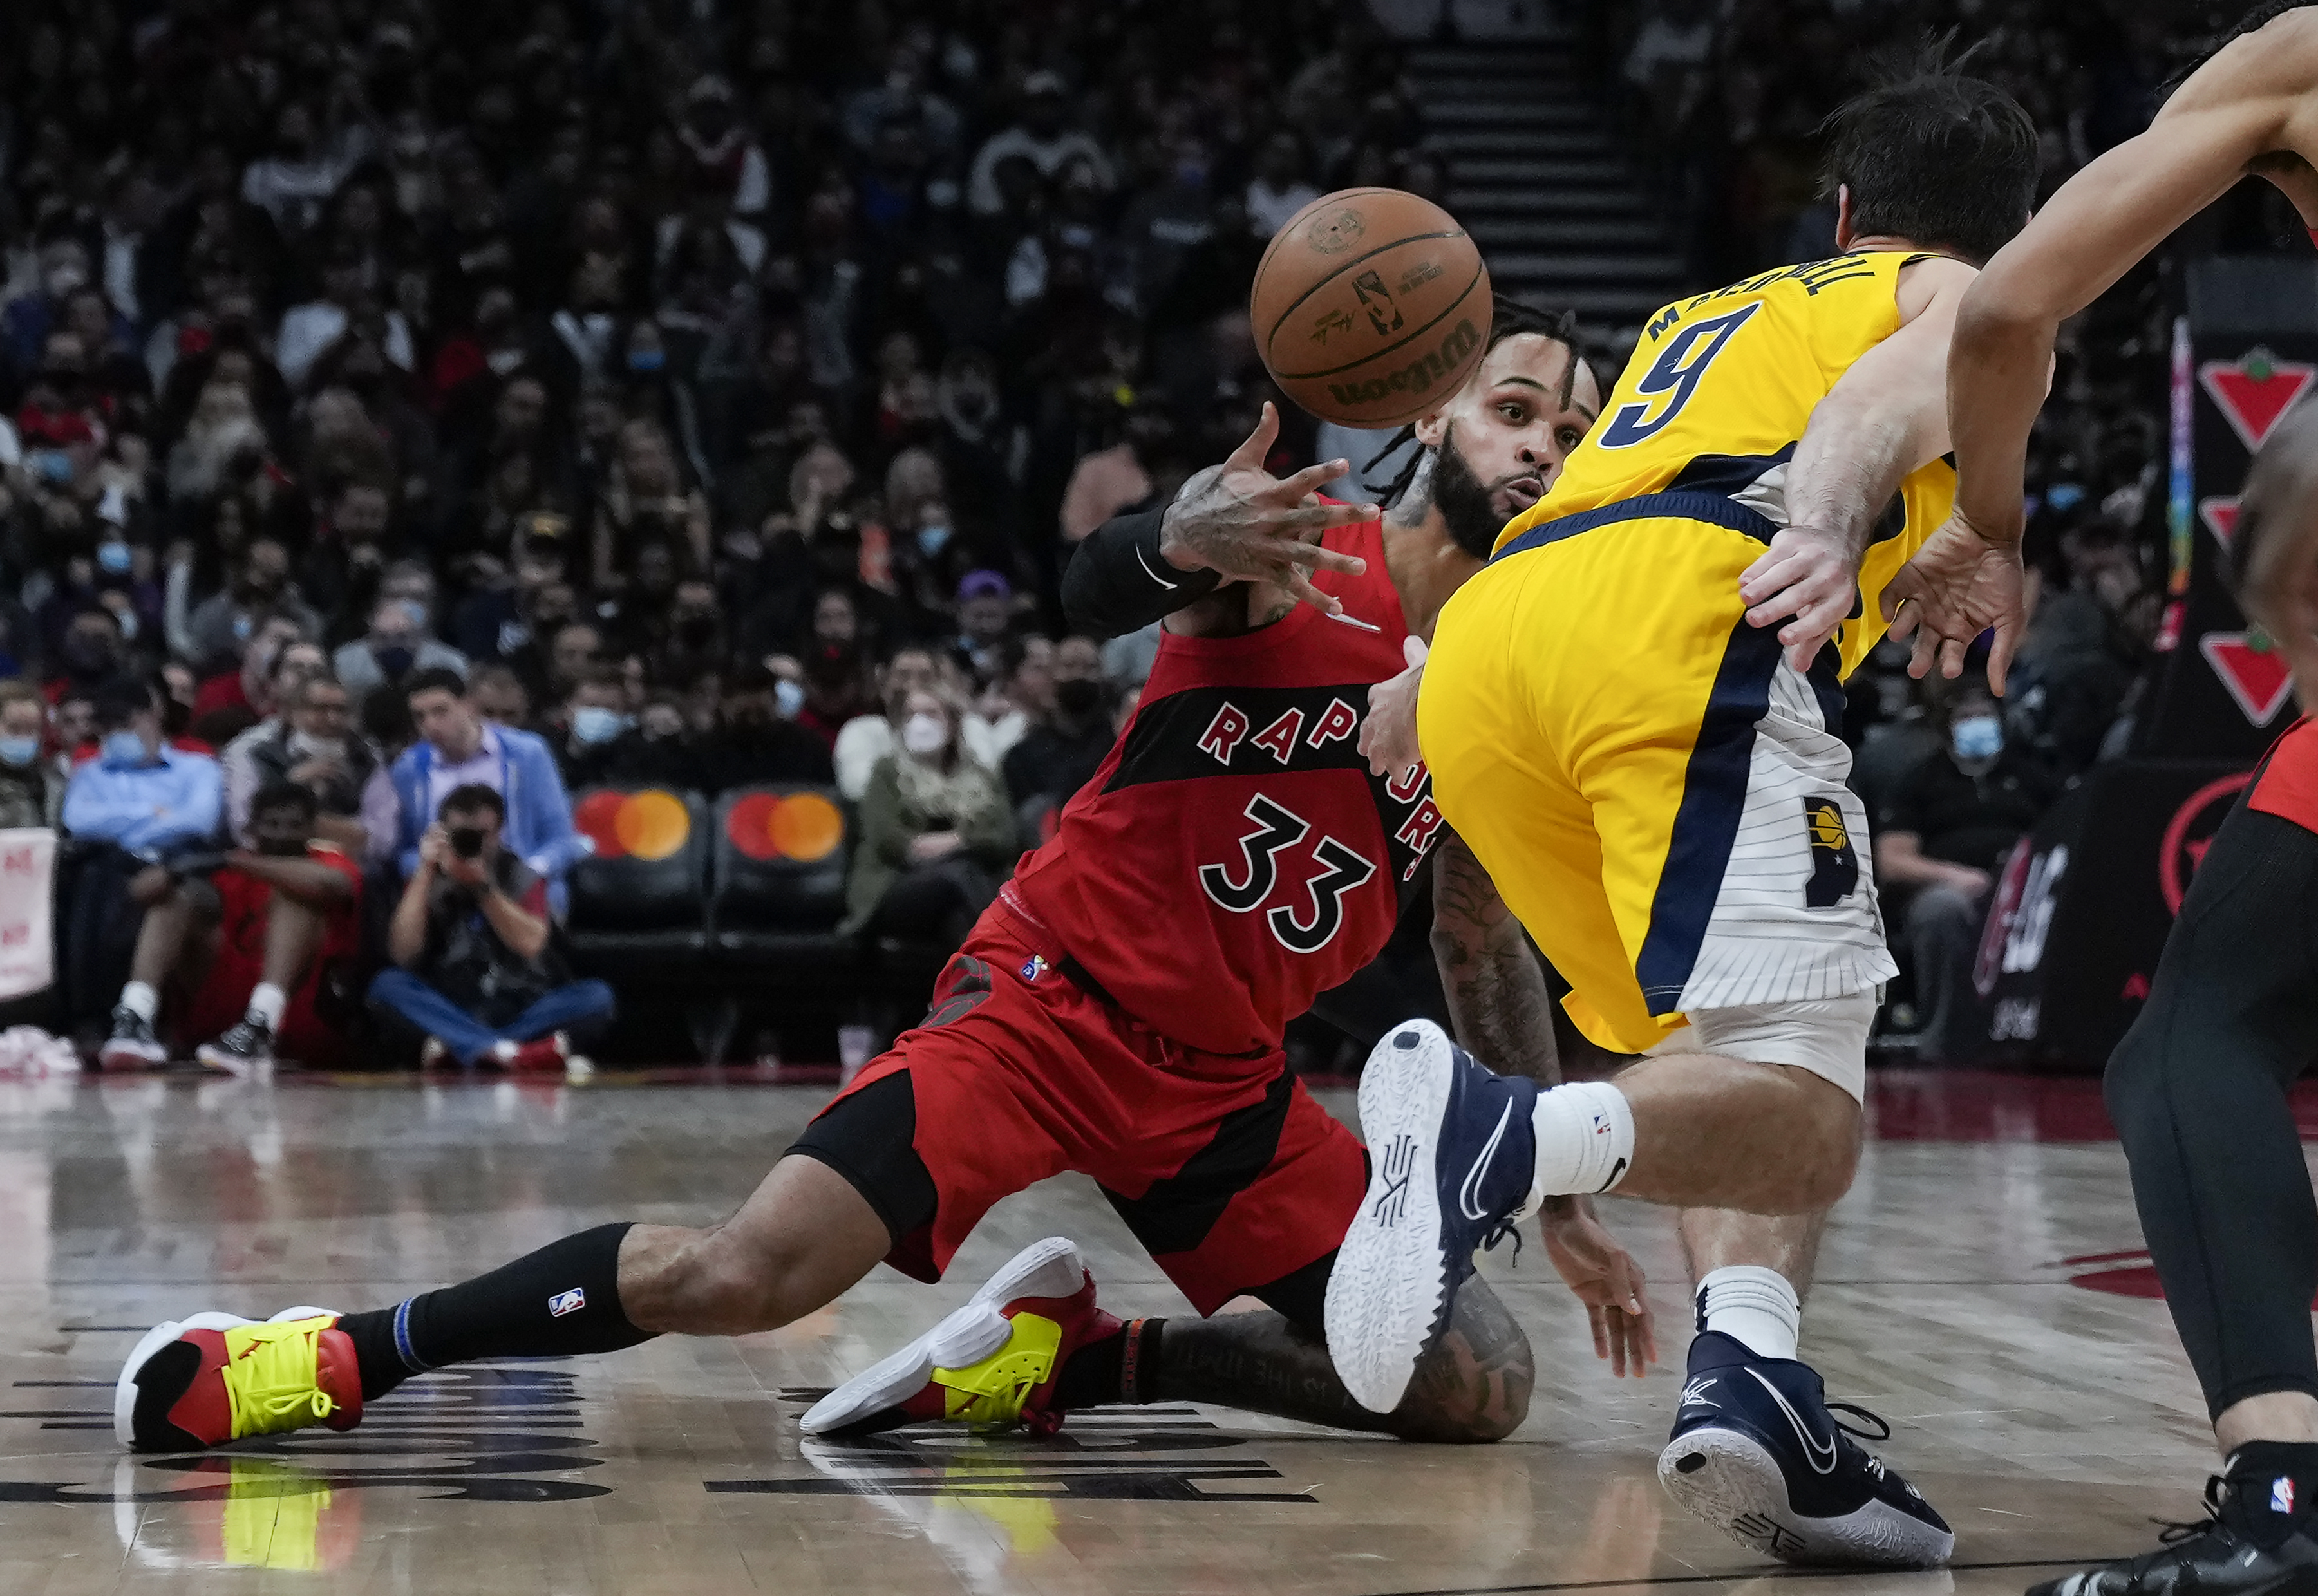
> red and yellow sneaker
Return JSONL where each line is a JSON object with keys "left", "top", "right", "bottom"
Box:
{"left": 115, "top": 1308, "right": 363, "bottom": 1452}
{"left": 800, "top": 1237, "right": 1118, "bottom": 1438}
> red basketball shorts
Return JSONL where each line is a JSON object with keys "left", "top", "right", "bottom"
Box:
{"left": 789, "top": 899, "right": 1366, "bottom": 1317}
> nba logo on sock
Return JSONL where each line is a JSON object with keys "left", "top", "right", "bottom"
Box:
{"left": 2276, "top": 1476, "right": 2296, "bottom": 1514}
{"left": 549, "top": 1288, "right": 586, "bottom": 1318}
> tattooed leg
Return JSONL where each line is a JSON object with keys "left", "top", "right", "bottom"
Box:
{"left": 1151, "top": 1275, "right": 1532, "bottom": 1442}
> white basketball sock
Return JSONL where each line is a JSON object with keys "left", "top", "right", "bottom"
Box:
{"left": 245, "top": 982, "right": 287, "bottom": 1030}
{"left": 1697, "top": 1265, "right": 1802, "bottom": 1360}
{"left": 1525, "top": 1080, "right": 1634, "bottom": 1208}
{"left": 118, "top": 981, "right": 158, "bottom": 1022}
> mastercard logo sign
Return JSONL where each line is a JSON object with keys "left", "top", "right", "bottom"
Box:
{"left": 574, "top": 789, "right": 692, "bottom": 861}
{"left": 725, "top": 791, "right": 845, "bottom": 863}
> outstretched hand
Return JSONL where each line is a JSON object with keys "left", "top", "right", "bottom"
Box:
{"left": 1541, "top": 1197, "right": 1656, "bottom": 1378}
{"left": 1158, "top": 401, "right": 1377, "bottom": 617}
{"left": 1360, "top": 635, "right": 1427, "bottom": 778}
{"left": 1880, "top": 514, "right": 2027, "bottom": 692}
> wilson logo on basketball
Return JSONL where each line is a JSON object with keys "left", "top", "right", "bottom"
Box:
{"left": 1326, "top": 316, "right": 1480, "bottom": 409}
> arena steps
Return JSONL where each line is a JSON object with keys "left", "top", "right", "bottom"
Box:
{"left": 1410, "top": 42, "right": 1688, "bottom": 330}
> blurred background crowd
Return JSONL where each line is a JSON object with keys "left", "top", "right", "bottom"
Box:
{"left": 0, "top": 0, "right": 2268, "bottom": 1070}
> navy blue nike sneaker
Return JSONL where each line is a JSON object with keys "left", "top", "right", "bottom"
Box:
{"left": 1326, "top": 1020, "right": 1539, "bottom": 1413}
{"left": 1659, "top": 1330, "right": 1953, "bottom": 1567}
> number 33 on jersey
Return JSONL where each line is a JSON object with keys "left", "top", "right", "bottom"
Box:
{"left": 1008, "top": 519, "right": 1447, "bottom": 1058}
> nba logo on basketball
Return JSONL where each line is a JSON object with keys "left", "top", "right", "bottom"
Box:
{"left": 548, "top": 1288, "right": 586, "bottom": 1318}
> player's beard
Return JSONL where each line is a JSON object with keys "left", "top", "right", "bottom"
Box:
{"left": 1430, "top": 423, "right": 1508, "bottom": 559}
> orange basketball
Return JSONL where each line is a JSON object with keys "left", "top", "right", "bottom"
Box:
{"left": 1250, "top": 188, "right": 1491, "bottom": 429}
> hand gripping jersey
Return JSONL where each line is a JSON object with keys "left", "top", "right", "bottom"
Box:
{"left": 1010, "top": 518, "right": 1444, "bottom": 1056}
{"left": 1503, "top": 249, "right": 1958, "bottom": 680}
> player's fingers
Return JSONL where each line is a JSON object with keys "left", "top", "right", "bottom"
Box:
{"left": 1880, "top": 572, "right": 1917, "bottom": 630}
{"left": 1403, "top": 635, "right": 1429, "bottom": 668}
{"left": 1737, "top": 552, "right": 1811, "bottom": 606}
{"left": 1270, "top": 526, "right": 1373, "bottom": 570}
{"left": 1743, "top": 584, "right": 1805, "bottom": 630}
{"left": 1987, "top": 620, "right": 2019, "bottom": 697}
{"left": 1776, "top": 587, "right": 1849, "bottom": 649}
{"left": 1905, "top": 615, "right": 1941, "bottom": 679}
{"left": 1222, "top": 400, "right": 1279, "bottom": 473}
{"left": 1938, "top": 634, "right": 1968, "bottom": 679}
{"left": 1270, "top": 458, "right": 1353, "bottom": 500}
{"left": 1275, "top": 563, "right": 1345, "bottom": 618}
{"left": 1588, "top": 1304, "right": 1610, "bottom": 1364}
{"left": 1282, "top": 500, "right": 1382, "bottom": 536}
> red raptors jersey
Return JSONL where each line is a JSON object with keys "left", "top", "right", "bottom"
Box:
{"left": 1010, "top": 519, "right": 1445, "bottom": 1055}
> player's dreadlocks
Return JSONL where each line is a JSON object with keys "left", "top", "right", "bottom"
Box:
{"left": 1365, "top": 296, "right": 1587, "bottom": 511}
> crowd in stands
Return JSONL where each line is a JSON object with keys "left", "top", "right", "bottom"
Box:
{"left": 0, "top": 0, "right": 1435, "bottom": 1069}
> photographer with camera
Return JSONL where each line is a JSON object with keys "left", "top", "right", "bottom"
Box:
{"left": 368, "top": 784, "right": 614, "bottom": 1072}
{"left": 97, "top": 781, "right": 362, "bottom": 1073}
{"left": 60, "top": 675, "right": 223, "bottom": 1038}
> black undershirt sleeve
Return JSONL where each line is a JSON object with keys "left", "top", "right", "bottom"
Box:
{"left": 1060, "top": 508, "right": 1225, "bottom": 640}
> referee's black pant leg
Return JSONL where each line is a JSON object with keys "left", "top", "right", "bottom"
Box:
{"left": 2104, "top": 807, "right": 2318, "bottom": 1422}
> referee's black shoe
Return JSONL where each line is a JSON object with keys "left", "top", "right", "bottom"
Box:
{"left": 2028, "top": 1454, "right": 2318, "bottom": 1596}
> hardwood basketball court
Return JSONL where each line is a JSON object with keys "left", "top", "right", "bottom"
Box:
{"left": 0, "top": 1069, "right": 2244, "bottom": 1594}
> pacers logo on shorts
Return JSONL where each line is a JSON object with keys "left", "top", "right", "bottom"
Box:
{"left": 1802, "top": 797, "right": 1859, "bottom": 909}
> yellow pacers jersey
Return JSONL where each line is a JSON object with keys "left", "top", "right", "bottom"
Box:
{"left": 1495, "top": 249, "right": 1955, "bottom": 679}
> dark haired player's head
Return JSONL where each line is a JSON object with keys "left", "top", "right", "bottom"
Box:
{"left": 1373, "top": 295, "right": 1600, "bottom": 557}
{"left": 1818, "top": 44, "right": 2039, "bottom": 267}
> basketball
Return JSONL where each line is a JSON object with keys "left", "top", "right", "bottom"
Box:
{"left": 1250, "top": 187, "right": 1493, "bottom": 429}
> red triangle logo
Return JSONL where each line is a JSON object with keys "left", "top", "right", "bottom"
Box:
{"left": 2200, "top": 632, "right": 2297, "bottom": 724}
{"left": 2200, "top": 355, "right": 2318, "bottom": 452}
{"left": 2198, "top": 496, "right": 2239, "bottom": 550}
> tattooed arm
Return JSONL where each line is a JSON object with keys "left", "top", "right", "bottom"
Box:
{"left": 1430, "top": 829, "right": 1658, "bottom": 1376}
{"left": 1431, "top": 829, "right": 1560, "bottom": 1083}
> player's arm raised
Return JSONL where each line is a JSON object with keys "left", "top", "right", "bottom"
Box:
{"left": 1739, "top": 256, "right": 1976, "bottom": 677}
{"left": 1893, "top": 37, "right": 2305, "bottom": 689}
{"left": 1060, "top": 402, "right": 1376, "bottom": 641}
{"left": 1431, "top": 831, "right": 1655, "bottom": 1376}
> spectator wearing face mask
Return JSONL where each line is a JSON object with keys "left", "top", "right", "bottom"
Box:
{"left": 178, "top": 538, "right": 321, "bottom": 673}
{"left": 57, "top": 676, "right": 225, "bottom": 1031}
{"left": 833, "top": 645, "right": 941, "bottom": 801}
{"left": 0, "top": 681, "right": 60, "bottom": 829}
{"left": 696, "top": 661, "right": 835, "bottom": 794}
{"left": 1001, "top": 634, "right": 1114, "bottom": 838}
{"left": 843, "top": 690, "right": 1017, "bottom": 951}
{"left": 2008, "top": 520, "right": 2154, "bottom": 775}
{"left": 556, "top": 668, "right": 692, "bottom": 791}
{"left": 46, "top": 607, "right": 130, "bottom": 704}
{"left": 335, "top": 594, "right": 468, "bottom": 702}
{"left": 1874, "top": 682, "right": 2065, "bottom": 1064}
